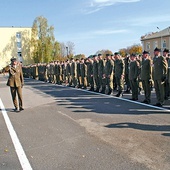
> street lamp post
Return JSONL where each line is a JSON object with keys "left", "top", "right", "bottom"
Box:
{"left": 42, "top": 42, "right": 44, "bottom": 63}
{"left": 66, "top": 46, "right": 69, "bottom": 58}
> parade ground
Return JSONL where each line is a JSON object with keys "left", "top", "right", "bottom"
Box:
{"left": 0, "top": 74, "right": 170, "bottom": 170}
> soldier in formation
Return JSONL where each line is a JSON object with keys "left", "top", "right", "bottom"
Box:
{"left": 22, "top": 47, "right": 169, "bottom": 107}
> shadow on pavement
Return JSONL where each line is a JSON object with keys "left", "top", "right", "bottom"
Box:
{"left": 161, "top": 133, "right": 170, "bottom": 137}
{"left": 104, "top": 122, "right": 170, "bottom": 132}
{"left": 24, "top": 79, "right": 170, "bottom": 116}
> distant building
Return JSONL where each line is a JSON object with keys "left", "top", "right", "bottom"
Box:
{"left": 0, "top": 27, "right": 32, "bottom": 70}
{"left": 141, "top": 26, "right": 170, "bottom": 57}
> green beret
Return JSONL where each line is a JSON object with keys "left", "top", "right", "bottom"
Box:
{"left": 10, "top": 57, "right": 17, "bottom": 62}
{"left": 142, "top": 50, "right": 149, "bottom": 54}
{"left": 154, "top": 47, "right": 161, "bottom": 52}
{"left": 114, "top": 52, "right": 120, "bottom": 55}
{"left": 163, "top": 48, "right": 169, "bottom": 53}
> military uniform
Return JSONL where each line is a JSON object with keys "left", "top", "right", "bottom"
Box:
{"left": 114, "top": 53, "right": 125, "bottom": 97}
{"left": 70, "top": 59, "right": 77, "bottom": 87}
{"left": 98, "top": 54, "right": 105, "bottom": 93}
{"left": 55, "top": 61, "right": 62, "bottom": 84}
{"left": 104, "top": 54, "right": 114, "bottom": 95}
{"left": 6, "top": 58, "right": 24, "bottom": 111}
{"left": 140, "top": 51, "right": 152, "bottom": 103}
{"left": 80, "top": 58, "right": 87, "bottom": 88}
{"left": 92, "top": 55, "right": 99, "bottom": 92}
{"left": 163, "top": 49, "right": 170, "bottom": 99}
{"left": 86, "top": 58, "right": 94, "bottom": 90}
{"left": 75, "top": 59, "right": 81, "bottom": 88}
{"left": 168, "top": 56, "right": 170, "bottom": 96}
{"left": 49, "top": 62, "right": 55, "bottom": 83}
{"left": 152, "top": 48, "right": 168, "bottom": 106}
{"left": 128, "top": 55, "right": 140, "bottom": 101}
{"left": 124, "top": 55, "right": 130, "bottom": 93}
{"left": 65, "top": 60, "right": 71, "bottom": 86}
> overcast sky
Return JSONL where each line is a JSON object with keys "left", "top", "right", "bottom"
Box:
{"left": 1, "top": 0, "right": 170, "bottom": 56}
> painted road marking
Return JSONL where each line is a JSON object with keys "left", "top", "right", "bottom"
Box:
{"left": 0, "top": 98, "right": 32, "bottom": 170}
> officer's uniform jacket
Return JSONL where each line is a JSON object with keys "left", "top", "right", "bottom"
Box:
{"left": 70, "top": 61, "right": 77, "bottom": 77}
{"left": 98, "top": 59, "right": 104, "bottom": 77}
{"left": 104, "top": 59, "right": 114, "bottom": 77}
{"left": 7, "top": 64, "right": 24, "bottom": 87}
{"left": 114, "top": 58, "right": 125, "bottom": 78}
{"left": 128, "top": 60, "right": 140, "bottom": 80}
{"left": 93, "top": 60, "right": 98, "bottom": 77}
{"left": 140, "top": 59, "right": 152, "bottom": 80}
{"left": 152, "top": 56, "right": 167, "bottom": 80}
{"left": 168, "top": 58, "right": 170, "bottom": 83}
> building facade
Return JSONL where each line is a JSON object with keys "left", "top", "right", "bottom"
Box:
{"left": 0, "top": 27, "right": 32, "bottom": 70}
{"left": 141, "top": 26, "right": 170, "bottom": 57}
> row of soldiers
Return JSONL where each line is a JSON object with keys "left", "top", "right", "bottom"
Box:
{"left": 22, "top": 47, "right": 170, "bottom": 107}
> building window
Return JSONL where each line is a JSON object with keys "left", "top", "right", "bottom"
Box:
{"left": 16, "top": 32, "right": 21, "bottom": 39}
{"left": 163, "top": 40, "right": 166, "bottom": 48}
{"left": 153, "top": 41, "right": 158, "bottom": 49}
{"left": 146, "top": 42, "right": 150, "bottom": 50}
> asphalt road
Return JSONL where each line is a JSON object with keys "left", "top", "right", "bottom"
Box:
{"left": 0, "top": 74, "right": 170, "bottom": 170}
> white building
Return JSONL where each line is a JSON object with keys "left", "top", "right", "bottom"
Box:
{"left": 141, "top": 26, "right": 170, "bottom": 57}
{"left": 0, "top": 27, "right": 32, "bottom": 70}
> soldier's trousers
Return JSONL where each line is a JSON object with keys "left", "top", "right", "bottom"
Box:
{"left": 93, "top": 75, "right": 99, "bottom": 90}
{"left": 81, "top": 76, "right": 87, "bottom": 87}
{"left": 142, "top": 80, "right": 151, "bottom": 102}
{"left": 105, "top": 75, "right": 113, "bottom": 90}
{"left": 129, "top": 79, "right": 138, "bottom": 100}
{"left": 87, "top": 75, "right": 94, "bottom": 88}
{"left": 56, "top": 75, "right": 61, "bottom": 84}
{"left": 10, "top": 86, "right": 23, "bottom": 109}
{"left": 70, "top": 75, "right": 77, "bottom": 87}
{"left": 164, "top": 79, "right": 169, "bottom": 98}
{"left": 154, "top": 79, "right": 165, "bottom": 104}
{"left": 98, "top": 75, "right": 104, "bottom": 89}
{"left": 115, "top": 76, "right": 124, "bottom": 92}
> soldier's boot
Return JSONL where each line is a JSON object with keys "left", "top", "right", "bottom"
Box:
{"left": 94, "top": 87, "right": 99, "bottom": 92}
{"left": 110, "top": 90, "right": 114, "bottom": 95}
{"left": 89, "top": 86, "right": 94, "bottom": 91}
{"left": 99, "top": 86, "right": 103, "bottom": 93}
{"left": 105, "top": 86, "right": 112, "bottom": 95}
{"left": 116, "top": 91, "right": 123, "bottom": 97}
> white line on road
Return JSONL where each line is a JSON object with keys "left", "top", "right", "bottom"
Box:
{"left": 73, "top": 87, "right": 170, "bottom": 112}
{"left": 0, "top": 98, "right": 33, "bottom": 170}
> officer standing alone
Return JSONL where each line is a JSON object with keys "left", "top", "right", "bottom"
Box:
{"left": 6, "top": 58, "right": 24, "bottom": 112}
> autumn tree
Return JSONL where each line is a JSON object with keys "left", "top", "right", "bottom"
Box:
{"left": 119, "top": 48, "right": 129, "bottom": 57}
{"left": 119, "top": 44, "right": 142, "bottom": 57}
{"left": 74, "top": 54, "right": 86, "bottom": 60}
{"left": 52, "top": 41, "right": 61, "bottom": 60}
{"left": 128, "top": 44, "right": 142, "bottom": 55}
{"left": 31, "top": 16, "right": 57, "bottom": 63}
{"left": 95, "top": 49, "right": 113, "bottom": 58}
